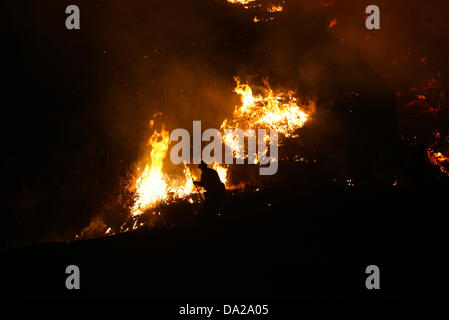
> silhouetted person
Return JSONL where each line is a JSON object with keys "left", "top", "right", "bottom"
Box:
{"left": 193, "top": 161, "right": 226, "bottom": 215}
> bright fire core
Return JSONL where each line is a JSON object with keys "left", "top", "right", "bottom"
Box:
{"left": 130, "top": 78, "right": 311, "bottom": 215}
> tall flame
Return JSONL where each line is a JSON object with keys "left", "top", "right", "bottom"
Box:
{"left": 131, "top": 129, "right": 171, "bottom": 215}
{"left": 131, "top": 131, "right": 228, "bottom": 216}
{"left": 213, "top": 163, "right": 228, "bottom": 186}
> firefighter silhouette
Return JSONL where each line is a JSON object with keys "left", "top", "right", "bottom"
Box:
{"left": 193, "top": 161, "right": 226, "bottom": 215}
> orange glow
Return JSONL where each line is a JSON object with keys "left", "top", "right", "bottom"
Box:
{"left": 213, "top": 163, "right": 228, "bottom": 186}
{"left": 130, "top": 77, "right": 311, "bottom": 217}
{"left": 427, "top": 149, "right": 449, "bottom": 176}
{"left": 321, "top": 1, "right": 335, "bottom": 7}
{"left": 229, "top": 0, "right": 283, "bottom": 20}
{"left": 227, "top": 0, "right": 256, "bottom": 5}
{"left": 131, "top": 129, "right": 203, "bottom": 215}
{"left": 221, "top": 77, "right": 312, "bottom": 162}
{"left": 328, "top": 18, "right": 338, "bottom": 29}
{"left": 398, "top": 76, "right": 444, "bottom": 114}
{"left": 267, "top": 5, "right": 283, "bottom": 13}
{"left": 221, "top": 77, "right": 311, "bottom": 137}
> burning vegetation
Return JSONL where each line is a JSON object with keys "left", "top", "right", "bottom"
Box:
{"left": 75, "top": 76, "right": 313, "bottom": 238}
{"left": 396, "top": 74, "right": 449, "bottom": 176}
{"left": 427, "top": 150, "right": 449, "bottom": 176}
{"left": 221, "top": 77, "right": 311, "bottom": 138}
{"left": 227, "top": 0, "right": 284, "bottom": 23}
{"left": 131, "top": 77, "right": 311, "bottom": 217}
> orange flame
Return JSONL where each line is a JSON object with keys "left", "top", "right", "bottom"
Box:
{"left": 131, "top": 129, "right": 204, "bottom": 215}
{"left": 227, "top": 0, "right": 256, "bottom": 4}
{"left": 267, "top": 5, "right": 283, "bottom": 13}
{"left": 428, "top": 149, "right": 449, "bottom": 176}
{"left": 131, "top": 77, "right": 310, "bottom": 216}
{"left": 131, "top": 132, "right": 229, "bottom": 215}
{"left": 131, "top": 129, "right": 171, "bottom": 215}
{"left": 213, "top": 163, "right": 228, "bottom": 186}
{"left": 221, "top": 77, "right": 312, "bottom": 162}
{"left": 221, "top": 77, "right": 311, "bottom": 137}
{"left": 328, "top": 18, "right": 338, "bottom": 29}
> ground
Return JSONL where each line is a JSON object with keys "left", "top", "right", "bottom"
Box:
{"left": 2, "top": 180, "right": 448, "bottom": 300}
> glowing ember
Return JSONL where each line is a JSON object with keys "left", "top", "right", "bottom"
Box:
{"left": 398, "top": 76, "right": 445, "bottom": 114}
{"left": 228, "top": 0, "right": 283, "bottom": 22}
{"left": 328, "top": 18, "right": 338, "bottom": 29}
{"left": 253, "top": 16, "right": 275, "bottom": 23}
{"left": 267, "top": 5, "right": 283, "bottom": 13}
{"left": 227, "top": 0, "right": 256, "bottom": 4}
{"left": 130, "top": 131, "right": 229, "bottom": 215}
{"left": 427, "top": 149, "right": 449, "bottom": 175}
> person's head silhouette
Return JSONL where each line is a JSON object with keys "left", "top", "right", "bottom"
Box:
{"left": 199, "top": 161, "right": 208, "bottom": 171}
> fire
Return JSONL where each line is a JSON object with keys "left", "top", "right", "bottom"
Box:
{"left": 267, "top": 5, "right": 283, "bottom": 13}
{"left": 328, "top": 18, "right": 338, "bottom": 29}
{"left": 131, "top": 129, "right": 204, "bottom": 216}
{"left": 397, "top": 75, "right": 449, "bottom": 178}
{"left": 227, "top": 0, "right": 256, "bottom": 4}
{"left": 221, "top": 77, "right": 311, "bottom": 138}
{"left": 77, "top": 76, "right": 312, "bottom": 238}
{"left": 130, "top": 129, "right": 229, "bottom": 216}
{"left": 220, "top": 77, "right": 311, "bottom": 162}
{"left": 228, "top": 0, "right": 283, "bottom": 22}
{"left": 131, "top": 129, "right": 171, "bottom": 215}
{"left": 213, "top": 163, "right": 228, "bottom": 185}
{"left": 427, "top": 149, "right": 449, "bottom": 175}
{"left": 130, "top": 77, "right": 310, "bottom": 217}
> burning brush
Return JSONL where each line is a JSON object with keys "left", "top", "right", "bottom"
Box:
{"left": 74, "top": 77, "right": 314, "bottom": 238}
